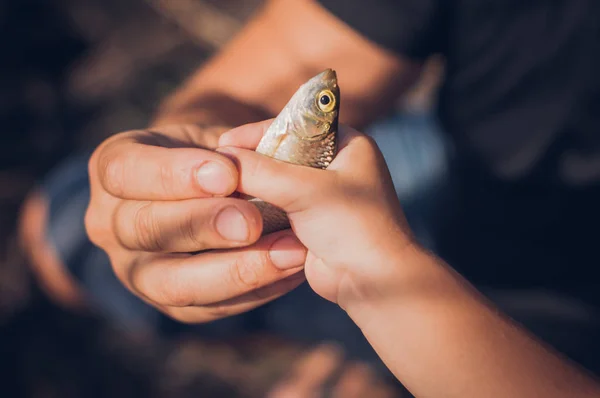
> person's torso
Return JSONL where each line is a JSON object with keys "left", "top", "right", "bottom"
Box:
{"left": 434, "top": 0, "right": 600, "bottom": 289}
{"left": 438, "top": 0, "right": 600, "bottom": 188}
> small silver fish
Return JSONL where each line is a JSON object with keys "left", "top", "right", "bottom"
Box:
{"left": 250, "top": 69, "right": 340, "bottom": 235}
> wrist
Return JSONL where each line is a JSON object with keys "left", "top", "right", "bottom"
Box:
{"left": 338, "top": 241, "right": 447, "bottom": 323}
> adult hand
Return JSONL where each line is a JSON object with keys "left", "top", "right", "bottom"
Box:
{"left": 85, "top": 124, "right": 308, "bottom": 323}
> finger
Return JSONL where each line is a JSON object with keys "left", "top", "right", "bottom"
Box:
{"left": 96, "top": 134, "right": 238, "bottom": 200}
{"left": 163, "top": 271, "right": 306, "bottom": 323}
{"left": 114, "top": 197, "right": 264, "bottom": 252}
{"left": 327, "top": 126, "right": 380, "bottom": 172}
{"left": 218, "top": 120, "right": 363, "bottom": 154}
{"left": 128, "top": 231, "right": 308, "bottom": 307}
{"left": 217, "top": 146, "right": 330, "bottom": 213}
{"left": 218, "top": 119, "right": 274, "bottom": 150}
{"left": 216, "top": 125, "right": 369, "bottom": 213}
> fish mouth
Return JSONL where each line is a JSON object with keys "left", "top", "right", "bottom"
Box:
{"left": 320, "top": 68, "right": 336, "bottom": 80}
{"left": 313, "top": 68, "right": 337, "bottom": 84}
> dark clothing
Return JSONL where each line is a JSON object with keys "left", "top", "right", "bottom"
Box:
{"left": 319, "top": 0, "right": 600, "bottom": 184}
{"left": 319, "top": 0, "right": 600, "bottom": 291}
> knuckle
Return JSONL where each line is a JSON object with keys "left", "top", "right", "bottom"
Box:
{"left": 158, "top": 161, "right": 175, "bottom": 198}
{"left": 278, "top": 191, "right": 307, "bottom": 214}
{"left": 358, "top": 134, "right": 381, "bottom": 157}
{"left": 282, "top": 173, "right": 328, "bottom": 213}
{"left": 84, "top": 199, "right": 117, "bottom": 249}
{"left": 84, "top": 205, "right": 103, "bottom": 245}
{"left": 93, "top": 132, "right": 136, "bottom": 197}
{"left": 130, "top": 202, "right": 162, "bottom": 251}
{"left": 179, "top": 212, "right": 207, "bottom": 251}
{"left": 306, "top": 175, "right": 328, "bottom": 197}
{"left": 243, "top": 151, "right": 267, "bottom": 181}
{"left": 229, "top": 252, "right": 266, "bottom": 291}
{"left": 98, "top": 151, "right": 126, "bottom": 197}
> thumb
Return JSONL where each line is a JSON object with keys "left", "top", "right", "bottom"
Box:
{"left": 218, "top": 119, "right": 274, "bottom": 150}
{"left": 216, "top": 146, "right": 332, "bottom": 213}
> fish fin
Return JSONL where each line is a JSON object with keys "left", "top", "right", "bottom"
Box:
{"left": 256, "top": 118, "right": 290, "bottom": 157}
{"left": 262, "top": 132, "right": 287, "bottom": 157}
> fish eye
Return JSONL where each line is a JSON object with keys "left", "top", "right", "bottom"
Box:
{"left": 316, "top": 90, "right": 336, "bottom": 112}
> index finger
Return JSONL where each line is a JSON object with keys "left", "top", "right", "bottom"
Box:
{"left": 219, "top": 120, "right": 361, "bottom": 155}
{"left": 215, "top": 125, "right": 364, "bottom": 213}
{"left": 218, "top": 119, "right": 274, "bottom": 150}
{"left": 94, "top": 133, "right": 239, "bottom": 200}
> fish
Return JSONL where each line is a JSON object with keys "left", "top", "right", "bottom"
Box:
{"left": 250, "top": 68, "right": 340, "bottom": 235}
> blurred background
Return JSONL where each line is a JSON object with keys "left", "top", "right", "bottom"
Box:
{"left": 0, "top": 0, "right": 439, "bottom": 396}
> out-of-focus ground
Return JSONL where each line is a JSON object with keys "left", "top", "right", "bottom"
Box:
{"left": 0, "top": 0, "right": 440, "bottom": 396}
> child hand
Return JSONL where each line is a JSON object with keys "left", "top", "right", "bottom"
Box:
{"left": 218, "top": 121, "right": 415, "bottom": 308}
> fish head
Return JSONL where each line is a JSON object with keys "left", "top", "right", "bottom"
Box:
{"left": 288, "top": 68, "right": 340, "bottom": 141}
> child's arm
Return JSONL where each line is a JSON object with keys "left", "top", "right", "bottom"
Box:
{"left": 220, "top": 122, "right": 600, "bottom": 397}
{"left": 344, "top": 245, "right": 600, "bottom": 397}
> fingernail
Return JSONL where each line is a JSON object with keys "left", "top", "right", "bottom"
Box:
{"left": 269, "top": 235, "right": 307, "bottom": 270}
{"left": 196, "top": 162, "right": 231, "bottom": 195}
{"left": 215, "top": 206, "right": 249, "bottom": 242}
